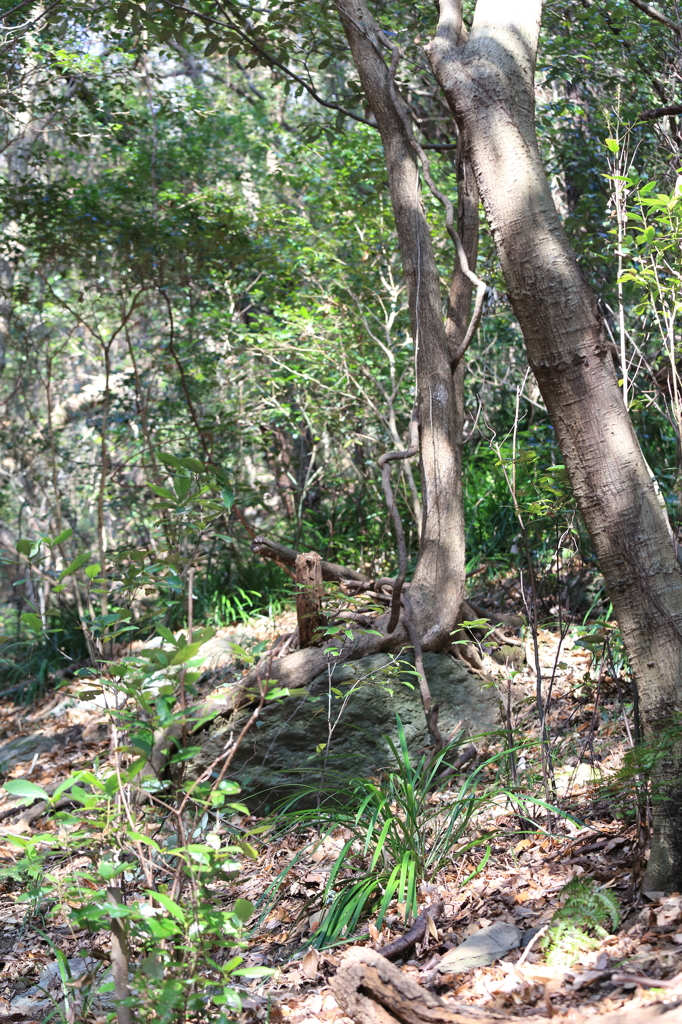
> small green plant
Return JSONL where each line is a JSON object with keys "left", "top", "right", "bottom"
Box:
{"left": 540, "top": 877, "right": 620, "bottom": 967}
{"left": 0, "top": 456, "right": 293, "bottom": 1022}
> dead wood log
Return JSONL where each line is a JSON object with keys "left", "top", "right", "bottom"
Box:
{"left": 330, "top": 947, "right": 508, "bottom": 1023}
{"left": 295, "top": 551, "right": 325, "bottom": 648}
{"left": 330, "top": 946, "right": 682, "bottom": 1024}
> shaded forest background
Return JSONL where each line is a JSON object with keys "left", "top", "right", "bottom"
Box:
{"left": 2, "top": 0, "right": 681, "bottom": 676}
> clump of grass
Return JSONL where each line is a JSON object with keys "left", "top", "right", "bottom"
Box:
{"left": 258, "top": 716, "right": 504, "bottom": 949}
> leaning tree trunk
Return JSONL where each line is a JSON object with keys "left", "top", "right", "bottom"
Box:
{"left": 426, "top": 0, "right": 682, "bottom": 890}
{"left": 338, "top": 0, "right": 475, "bottom": 652}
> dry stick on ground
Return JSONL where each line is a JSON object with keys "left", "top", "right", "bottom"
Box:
{"left": 379, "top": 901, "right": 444, "bottom": 961}
{"left": 437, "top": 742, "right": 477, "bottom": 781}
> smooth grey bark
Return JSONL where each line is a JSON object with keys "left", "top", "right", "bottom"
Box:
{"left": 426, "top": 0, "right": 682, "bottom": 890}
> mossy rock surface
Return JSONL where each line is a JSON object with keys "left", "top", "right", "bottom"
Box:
{"left": 191, "top": 652, "right": 500, "bottom": 808}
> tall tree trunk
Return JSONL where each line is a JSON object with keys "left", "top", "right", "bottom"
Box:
{"left": 338, "top": 0, "right": 473, "bottom": 650}
{"left": 426, "top": 0, "right": 682, "bottom": 890}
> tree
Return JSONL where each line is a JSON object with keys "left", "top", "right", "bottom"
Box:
{"left": 4, "top": 0, "right": 682, "bottom": 890}
{"left": 131, "top": 0, "right": 682, "bottom": 887}
{"left": 420, "top": 0, "right": 682, "bottom": 890}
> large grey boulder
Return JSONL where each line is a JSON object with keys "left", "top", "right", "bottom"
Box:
{"left": 191, "top": 652, "right": 500, "bottom": 807}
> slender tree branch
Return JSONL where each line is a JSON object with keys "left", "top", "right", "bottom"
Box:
{"left": 625, "top": 0, "right": 682, "bottom": 37}
{"left": 641, "top": 102, "right": 682, "bottom": 118}
{"left": 379, "top": 34, "right": 486, "bottom": 367}
{"left": 160, "top": 0, "right": 375, "bottom": 128}
{"left": 378, "top": 408, "right": 419, "bottom": 633}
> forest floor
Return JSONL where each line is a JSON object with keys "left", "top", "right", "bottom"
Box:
{"left": 0, "top": 598, "right": 680, "bottom": 1022}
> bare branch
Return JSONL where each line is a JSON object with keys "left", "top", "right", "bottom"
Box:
{"left": 641, "top": 102, "right": 682, "bottom": 118}
{"left": 625, "top": 0, "right": 682, "bottom": 37}
{"left": 251, "top": 535, "right": 366, "bottom": 582}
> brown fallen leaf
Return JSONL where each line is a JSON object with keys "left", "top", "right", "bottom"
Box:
{"left": 301, "top": 948, "right": 319, "bottom": 980}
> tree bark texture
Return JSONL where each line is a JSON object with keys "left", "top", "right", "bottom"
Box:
{"left": 426, "top": 0, "right": 682, "bottom": 889}
{"left": 338, "top": 0, "right": 468, "bottom": 651}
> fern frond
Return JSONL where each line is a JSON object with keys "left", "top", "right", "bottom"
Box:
{"left": 541, "top": 877, "right": 620, "bottom": 968}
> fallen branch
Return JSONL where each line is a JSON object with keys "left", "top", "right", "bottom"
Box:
{"left": 251, "top": 535, "right": 366, "bottom": 583}
{"left": 331, "top": 946, "right": 682, "bottom": 1024}
{"left": 611, "top": 971, "right": 682, "bottom": 990}
{"left": 331, "top": 945, "right": 509, "bottom": 1023}
{"left": 380, "top": 901, "right": 444, "bottom": 961}
{"left": 437, "top": 743, "right": 478, "bottom": 781}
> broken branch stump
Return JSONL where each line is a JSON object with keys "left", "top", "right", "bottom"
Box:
{"left": 295, "top": 551, "right": 325, "bottom": 648}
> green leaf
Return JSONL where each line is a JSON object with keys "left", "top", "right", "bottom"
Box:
{"left": 3, "top": 780, "right": 49, "bottom": 803}
{"left": 156, "top": 626, "right": 177, "bottom": 645}
{"left": 177, "top": 456, "right": 205, "bottom": 473}
{"left": 157, "top": 453, "right": 184, "bottom": 470}
{"left": 50, "top": 528, "right": 73, "bottom": 546}
{"left": 265, "top": 687, "right": 290, "bottom": 700}
{"left": 21, "top": 612, "right": 43, "bottom": 634}
{"left": 16, "top": 539, "right": 34, "bottom": 557}
{"left": 233, "top": 899, "right": 254, "bottom": 922}
{"left": 59, "top": 552, "right": 91, "bottom": 580}
{"left": 127, "top": 830, "right": 161, "bottom": 852}
{"left": 149, "top": 484, "right": 175, "bottom": 500}
{"left": 226, "top": 802, "right": 250, "bottom": 815}
{"left": 104, "top": 774, "right": 122, "bottom": 796}
{"left": 97, "top": 859, "right": 131, "bottom": 880}
{"left": 150, "top": 891, "right": 186, "bottom": 923}
{"left": 85, "top": 563, "right": 101, "bottom": 579}
{"left": 170, "top": 641, "right": 203, "bottom": 665}
{"left": 604, "top": 137, "right": 619, "bottom": 153}
{"left": 173, "top": 475, "right": 191, "bottom": 500}
{"left": 232, "top": 966, "right": 275, "bottom": 978}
